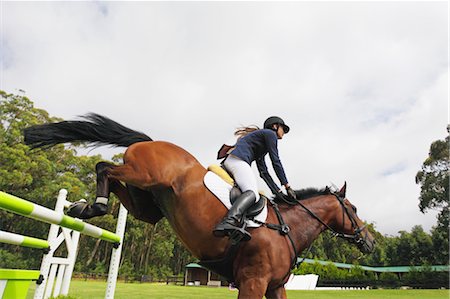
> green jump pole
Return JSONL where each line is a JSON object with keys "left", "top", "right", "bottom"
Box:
{"left": 0, "top": 191, "right": 120, "bottom": 244}
{"left": 0, "top": 230, "right": 49, "bottom": 250}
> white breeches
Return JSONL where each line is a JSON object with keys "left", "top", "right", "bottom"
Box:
{"left": 223, "top": 155, "right": 260, "bottom": 202}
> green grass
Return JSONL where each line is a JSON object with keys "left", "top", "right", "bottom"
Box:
{"left": 26, "top": 280, "right": 449, "bottom": 299}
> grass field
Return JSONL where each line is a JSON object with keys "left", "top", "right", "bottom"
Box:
{"left": 26, "top": 280, "right": 449, "bottom": 299}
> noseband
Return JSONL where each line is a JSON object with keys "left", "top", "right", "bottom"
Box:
{"left": 332, "top": 195, "right": 368, "bottom": 246}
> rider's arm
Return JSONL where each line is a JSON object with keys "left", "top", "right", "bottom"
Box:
{"left": 256, "top": 157, "right": 281, "bottom": 194}
{"left": 265, "top": 132, "right": 289, "bottom": 188}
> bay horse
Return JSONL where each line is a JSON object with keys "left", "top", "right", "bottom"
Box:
{"left": 23, "top": 114, "right": 375, "bottom": 299}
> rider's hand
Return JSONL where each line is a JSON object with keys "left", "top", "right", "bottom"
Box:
{"left": 275, "top": 190, "right": 289, "bottom": 202}
{"left": 286, "top": 186, "right": 297, "bottom": 200}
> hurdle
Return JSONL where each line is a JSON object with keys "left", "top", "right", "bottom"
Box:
{"left": 0, "top": 189, "right": 128, "bottom": 299}
{"left": 0, "top": 191, "right": 120, "bottom": 244}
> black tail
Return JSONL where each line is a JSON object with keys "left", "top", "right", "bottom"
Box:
{"left": 23, "top": 113, "right": 153, "bottom": 149}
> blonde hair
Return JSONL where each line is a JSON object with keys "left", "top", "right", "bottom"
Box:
{"left": 234, "top": 125, "right": 260, "bottom": 139}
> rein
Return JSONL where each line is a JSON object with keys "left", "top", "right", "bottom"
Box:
{"left": 277, "top": 192, "right": 367, "bottom": 243}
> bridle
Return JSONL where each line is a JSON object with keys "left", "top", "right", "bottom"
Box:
{"left": 332, "top": 194, "right": 369, "bottom": 246}
{"left": 276, "top": 191, "right": 368, "bottom": 245}
{"left": 257, "top": 190, "right": 370, "bottom": 290}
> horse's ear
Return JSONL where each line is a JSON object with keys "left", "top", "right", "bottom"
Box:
{"left": 338, "top": 182, "right": 347, "bottom": 197}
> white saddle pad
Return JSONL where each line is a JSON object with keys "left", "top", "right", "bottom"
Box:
{"left": 203, "top": 171, "right": 267, "bottom": 228}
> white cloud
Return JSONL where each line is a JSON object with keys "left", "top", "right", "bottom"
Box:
{"left": 1, "top": 1, "right": 447, "bottom": 235}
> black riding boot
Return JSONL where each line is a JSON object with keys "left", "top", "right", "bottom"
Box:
{"left": 213, "top": 190, "right": 256, "bottom": 241}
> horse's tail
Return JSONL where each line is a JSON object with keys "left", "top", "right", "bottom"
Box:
{"left": 23, "top": 113, "right": 153, "bottom": 149}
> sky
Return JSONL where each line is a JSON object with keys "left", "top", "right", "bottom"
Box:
{"left": 1, "top": 1, "right": 448, "bottom": 236}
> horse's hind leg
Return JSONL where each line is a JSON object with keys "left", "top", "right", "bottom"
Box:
{"left": 67, "top": 161, "right": 115, "bottom": 219}
{"left": 67, "top": 159, "right": 165, "bottom": 224}
{"left": 94, "top": 161, "right": 115, "bottom": 205}
{"left": 112, "top": 184, "right": 164, "bottom": 224}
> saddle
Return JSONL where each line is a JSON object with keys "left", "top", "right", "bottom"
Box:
{"left": 207, "top": 164, "right": 266, "bottom": 218}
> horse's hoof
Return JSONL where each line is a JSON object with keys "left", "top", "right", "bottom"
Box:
{"left": 67, "top": 201, "right": 107, "bottom": 219}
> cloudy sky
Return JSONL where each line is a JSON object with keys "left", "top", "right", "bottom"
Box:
{"left": 1, "top": 2, "right": 448, "bottom": 235}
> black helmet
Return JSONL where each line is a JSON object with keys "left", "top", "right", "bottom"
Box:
{"left": 263, "top": 116, "right": 290, "bottom": 133}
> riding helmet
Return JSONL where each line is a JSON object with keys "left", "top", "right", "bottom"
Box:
{"left": 263, "top": 116, "right": 290, "bottom": 133}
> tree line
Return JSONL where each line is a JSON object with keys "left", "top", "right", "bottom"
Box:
{"left": 0, "top": 91, "right": 448, "bottom": 280}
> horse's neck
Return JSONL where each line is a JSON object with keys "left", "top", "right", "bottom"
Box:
{"left": 281, "top": 195, "right": 338, "bottom": 252}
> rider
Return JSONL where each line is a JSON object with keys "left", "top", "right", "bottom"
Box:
{"left": 213, "top": 116, "right": 297, "bottom": 240}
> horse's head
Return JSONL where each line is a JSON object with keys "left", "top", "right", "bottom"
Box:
{"left": 329, "top": 182, "right": 375, "bottom": 254}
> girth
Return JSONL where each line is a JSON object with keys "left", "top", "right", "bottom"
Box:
{"left": 199, "top": 195, "right": 285, "bottom": 284}
{"left": 201, "top": 189, "right": 267, "bottom": 283}
{"left": 198, "top": 242, "right": 241, "bottom": 282}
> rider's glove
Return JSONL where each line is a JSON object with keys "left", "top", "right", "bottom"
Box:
{"left": 275, "top": 191, "right": 289, "bottom": 202}
{"left": 286, "top": 186, "right": 297, "bottom": 200}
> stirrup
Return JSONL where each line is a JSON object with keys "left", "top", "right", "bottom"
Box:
{"left": 229, "top": 227, "right": 251, "bottom": 243}
{"left": 213, "top": 221, "right": 235, "bottom": 237}
{"left": 213, "top": 221, "right": 252, "bottom": 242}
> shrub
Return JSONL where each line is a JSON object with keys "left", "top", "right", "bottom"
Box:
{"left": 0, "top": 249, "right": 28, "bottom": 268}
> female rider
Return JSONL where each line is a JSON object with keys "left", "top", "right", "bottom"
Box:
{"left": 213, "top": 116, "right": 297, "bottom": 241}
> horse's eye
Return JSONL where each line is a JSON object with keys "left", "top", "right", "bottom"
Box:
{"left": 352, "top": 205, "right": 357, "bottom": 213}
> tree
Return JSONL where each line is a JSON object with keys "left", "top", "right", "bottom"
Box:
{"left": 415, "top": 127, "right": 449, "bottom": 264}
{"left": 0, "top": 90, "right": 195, "bottom": 276}
{"left": 416, "top": 127, "right": 449, "bottom": 226}
{"left": 0, "top": 91, "right": 99, "bottom": 268}
{"left": 430, "top": 223, "right": 449, "bottom": 264}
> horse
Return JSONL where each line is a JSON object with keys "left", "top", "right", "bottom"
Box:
{"left": 23, "top": 113, "right": 375, "bottom": 299}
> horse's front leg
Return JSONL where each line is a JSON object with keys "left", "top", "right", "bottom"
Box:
{"left": 67, "top": 161, "right": 114, "bottom": 219}
{"left": 265, "top": 286, "right": 287, "bottom": 299}
{"left": 237, "top": 278, "right": 267, "bottom": 299}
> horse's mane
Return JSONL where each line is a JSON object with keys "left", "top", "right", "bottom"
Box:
{"left": 271, "top": 187, "right": 331, "bottom": 206}
{"left": 295, "top": 187, "right": 331, "bottom": 200}
{"left": 271, "top": 186, "right": 331, "bottom": 205}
